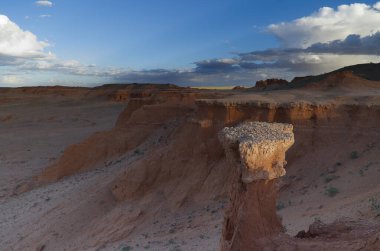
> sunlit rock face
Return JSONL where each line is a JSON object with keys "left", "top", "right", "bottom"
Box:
{"left": 219, "top": 122, "right": 294, "bottom": 251}
{"left": 219, "top": 122, "right": 294, "bottom": 183}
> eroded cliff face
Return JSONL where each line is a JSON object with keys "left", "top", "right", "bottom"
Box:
{"left": 34, "top": 87, "right": 226, "bottom": 183}
{"left": 37, "top": 102, "right": 194, "bottom": 182}
{"left": 219, "top": 122, "right": 294, "bottom": 251}
{"left": 16, "top": 84, "right": 380, "bottom": 250}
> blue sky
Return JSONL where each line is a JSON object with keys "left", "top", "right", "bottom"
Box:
{"left": 1, "top": 0, "right": 380, "bottom": 86}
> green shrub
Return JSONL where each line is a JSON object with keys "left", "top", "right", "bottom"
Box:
{"left": 369, "top": 197, "right": 380, "bottom": 212}
{"left": 350, "top": 151, "right": 359, "bottom": 159}
{"left": 276, "top": 201, "right": 286, "bottom": 210}
{"left": 121, "top": 246, "right": 133, "bottom": 251}
{"left": 326, "top": 187, "right": 339, "bottom": 197}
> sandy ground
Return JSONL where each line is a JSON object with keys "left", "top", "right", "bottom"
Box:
{"left": 278, "top": 127, "right": 380, "bottom": 235}
{"left": 0, "top": 95, "right": 125, "bottom": 202}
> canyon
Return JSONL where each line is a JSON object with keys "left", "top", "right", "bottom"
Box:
{"left": 0, "top": 63, "right": 380, "bottom": 250}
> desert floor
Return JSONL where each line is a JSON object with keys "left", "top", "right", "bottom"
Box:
{"left": 1, "top": 84, "right": 380, "bottom": 250}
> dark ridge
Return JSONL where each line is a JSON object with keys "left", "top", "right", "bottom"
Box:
{"left": 333, "top": 62, "right": 380, "bottom": 81}
{"left": 291, "top": 62, "right": 380, "bottom": 86}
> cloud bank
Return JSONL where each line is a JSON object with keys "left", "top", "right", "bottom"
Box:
{"left": 268, "top": 3, "right": 380, "bottom": 48}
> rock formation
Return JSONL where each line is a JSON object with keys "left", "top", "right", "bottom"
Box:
{"left": 219, "top": 122, "right": 294, "bottom": 251}
{"left": 255, "top": 79, "right": 289, "bottom": 89}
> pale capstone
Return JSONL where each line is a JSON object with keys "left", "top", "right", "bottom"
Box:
{"left": 219, "top": 121, "right": 294, "bottom": 183}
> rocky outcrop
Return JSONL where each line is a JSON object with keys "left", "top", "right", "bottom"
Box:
{"left": 255, "top": 79, "right": 289, "bottom": 90}
{"left": 219, "top": 122, "right": 294, "bottom": 251}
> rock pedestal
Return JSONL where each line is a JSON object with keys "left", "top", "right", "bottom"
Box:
{"left": 219, "top": 122, "right": 294, "bottom": 251}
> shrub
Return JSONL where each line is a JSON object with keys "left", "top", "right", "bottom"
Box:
{"left": 313, "top": 216, "right": 322, "bottom": 223}
{"left": 350, "top": 151, "right": 359, "bottom": 159}
{"left": 276, "top": 201, "right": 286, "bottom": 210}
{"left": 369, "top": 197, "right": 380, "bottom": 212}
{"left": 121, "top": 246, "right": 133, "bottom": 251}
{"left": 326, "top": 187, "right": 339, "bottom": 197}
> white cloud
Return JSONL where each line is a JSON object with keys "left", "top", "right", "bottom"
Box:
{"left": 0, "top": 74, "right": 23, "bottom": 85}
{"left": 269, "top": 3, "right": 380, "bottom": 48}
{"left": 39, "top": 14, "right": 52, "bottom": 18}
{"left": 374, "top": 2, "right": 380, "bottom": 10}
{"left": 35, "top": 1, "right": 53, "bottom": 7}
{"left": 0, "top": 15, "right": 50, "bottom": 59}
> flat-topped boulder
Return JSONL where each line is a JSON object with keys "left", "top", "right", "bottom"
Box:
{"left": 219, "top": 121, "right": 294, "bottom": 183}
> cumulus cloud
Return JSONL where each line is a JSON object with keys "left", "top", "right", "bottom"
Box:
{"left": 35, "top": 1, "right": 53, "bottom": 7}
{"left": 374, "top": 2, "right": 380, "bottom": 10}
{"left": 269, "top": 3, "right": 380, "bottom": 48}
{"left": 231, "top": 2, "right": 380, "bottom": 77}
{"left": 0, "top": 15, "right": 51, "bottom": 61}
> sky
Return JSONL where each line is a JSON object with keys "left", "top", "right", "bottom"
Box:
{"left": 1, "top": 0, "right": 380, "bottom": 87}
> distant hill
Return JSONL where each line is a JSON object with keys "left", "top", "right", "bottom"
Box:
{"left": 291, "top": 63, "right": 380, "bottom": 87}
{"left": 334, "top": 62, "right": 380, "bottom": 81}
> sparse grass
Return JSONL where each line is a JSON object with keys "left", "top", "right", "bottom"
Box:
{"left": 133, "top": 149, "right": 144, "bottom": 156}
{"left": 326, "top": 187, "right": 339, "bottom": 197}
{"left": 199, "top": 234, "right": 209, "bottom": 239}
{"left": 350, "top": 151, "right": 359, "bottom": 159}
{"left": 369, "top": 197, "right": 380, "bottom": 212}
{"left": 121, "top": 246, "right": 133, "bottom": 251}
{"left": 313, "top": 216, "right": 322, "bottom": 223}
{"left": 169, "top": 246, "right": 182, "bottom": 251}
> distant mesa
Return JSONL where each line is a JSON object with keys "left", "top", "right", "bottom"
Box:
{"left": 232, "top": 79, "right": 290, "bottom": 91}
{"left": 255, "top": 78, "right": 290, "bottom": 90}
